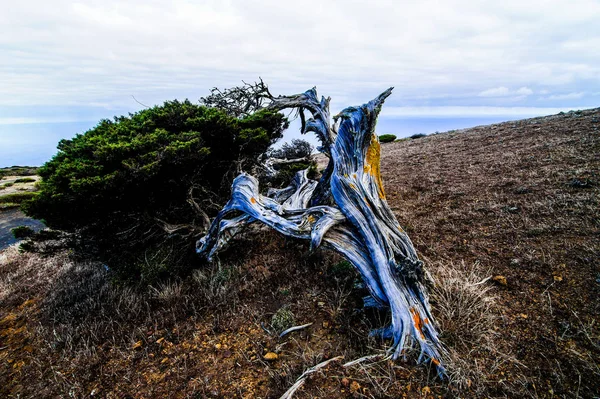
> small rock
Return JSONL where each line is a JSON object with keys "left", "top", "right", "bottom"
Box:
{"left": 492, "top": 275, "right": 507, "bottom": 286}
{"left": 569, "top": 178, "right": 592, "bottom": 188}
{"left": 264, "top": 352, "right": 278, "bottom": 361}
{"left": 317, "top": 301, "right": 325, "bottom": 308}
{"left": 215, "top": 343, "right": 222, "bottom": 350}
{"left": 510, "top": 259, "right": 521, "bottom": 266}
{"left": 514, "top": 187, "right": 531, "bottom": 195}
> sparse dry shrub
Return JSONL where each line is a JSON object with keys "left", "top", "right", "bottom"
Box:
{"left": 149, "top": 280, "right": 184, "bottom": 303}
{"left": 192, "top": 264, "right": 237, "bottom": 306}
{"left": 430, "top": 261, "right": 503, "bottom": 393}
{"left": 432, "top": 261, "right": 496, "bottom": 348}
{"left": 271, "top": 306, "right": 295, "bottom": 333}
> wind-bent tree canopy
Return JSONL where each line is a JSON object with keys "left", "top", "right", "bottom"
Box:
{"left": 23, "top": 100, "right": 288, "bottom": 280}
{"left": 197, "top": 88, "right": 446, "bottom": 374}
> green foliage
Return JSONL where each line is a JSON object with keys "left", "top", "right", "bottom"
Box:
{"left": 23, "top": 100, "right": 288, "bottom": 281}
{"left": 264, "top": 139, "right": 317, "bottom": 188}
{"left": 0, "top": 166, "right": 39, "bottom": 176}
{"left": 0, "top": 191, "right": 37, "bottom": 204}
{"left": 410, "top": 133, "right": 428, "bottom": 139}
{"left": 271, "top": 306, "right": 295, "bottom": 333}
{"left": 2, "top": 182, "right": 14, "bottom": 188}
{"left": 267, "top": 139, "right": 313, "bottom": 159}
{"left": 269, "top": 161, "right": 317, "bottom": 188}
{"left": 14, "top": 177, "right": 36, "bottom": 183}
{"left": 378, "top": 134, "right": 397, "bottom": 143}
{"left": 11, "top": 225, "right": 35, "bottom": 239}
{"left": 329, "top": 260, "right": 355, "bottom": 278}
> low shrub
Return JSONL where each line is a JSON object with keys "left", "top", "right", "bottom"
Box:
{"left": 265, "top": 139, "right": 317, "bottom": 188}
{"left": 22, "top": 100, "right": 288, "bottom": 281}
{"left": 410, "top": 133, "right": 428, "bottom": 139}
{"left": 0, "top": 191, "right": 38, "bottom": 204}
{"left": 378, "top": 134, "right": 397, "bottom": 143}
{"left": 0, "top": 166, "right": 39, "bottom": 176}
{"left": 14, "top": 177, "right": 36, "bottom": 183}
{"left": 267, "top": 138, "right": 313, "bottom": 160}
{"left": 271, "top": 306, "right": 295, "bottom": 333}
{"left": 11, "top": 225, "right": 35, "bottom": 239}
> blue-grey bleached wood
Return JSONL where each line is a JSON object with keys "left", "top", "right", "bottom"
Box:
{"left": 197, "top": 88, "right": 446, "bottom": 374}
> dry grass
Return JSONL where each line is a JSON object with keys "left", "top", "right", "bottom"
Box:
{"left": 0, "top": 175, "right": 39, "bottom": 197}
{"left": 429, "top": 261, "right": 510, "bottom": 395}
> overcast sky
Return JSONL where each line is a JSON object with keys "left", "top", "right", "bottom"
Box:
{"left": 1, "top": 0, "right": 599, "bottom": 164}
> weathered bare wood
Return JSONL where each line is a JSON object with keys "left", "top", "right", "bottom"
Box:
{"left": 278, "top": 356, "right": 344, "bottom": 399}
{"left": 279, "top": 323, "right": 313, "bottom": 338}
{"left": 197, "top": 88, "right": 446, "bottom": 375}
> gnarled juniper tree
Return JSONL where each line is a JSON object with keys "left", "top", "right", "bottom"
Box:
{"left": 197, "top": 88, "right": 446, "bottom": 374}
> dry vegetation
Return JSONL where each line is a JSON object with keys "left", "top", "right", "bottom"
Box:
{"left": 1, "top": 109, "right": 599, "bottom": 398}
{"left": 0, "top": 174, "right": 39, "bottom": 211}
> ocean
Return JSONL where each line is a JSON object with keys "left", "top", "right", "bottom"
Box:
{"left": 0, "top": 116, "right": 514, "bottom": 168}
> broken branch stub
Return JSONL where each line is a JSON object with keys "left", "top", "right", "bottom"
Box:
{"left": 197, "top": 88, "right": 446, "bottom": 375}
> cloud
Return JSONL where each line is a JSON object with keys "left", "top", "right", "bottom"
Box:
{"left": 479, "top": 87, "right": 511, "bottom": 97}
{"left": 515, "top": 87, "right": 534, "bottom": 96}
{"left": 478, "top": 86, "right": 533, "bottom": 97}
{"left": 543, "top": 92, "right": 585, "bottom": 100}
{"left": 0, "top": 0, "right": 598, "bottom": 123}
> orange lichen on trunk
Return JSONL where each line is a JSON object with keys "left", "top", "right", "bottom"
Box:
{"left": 409, "top": 307, "right": 426, "bottom": 339}
{"left": 363, "top": 133, "right": 386, "bottom": 199}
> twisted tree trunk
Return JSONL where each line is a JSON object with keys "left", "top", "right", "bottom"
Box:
{"left": 197, "top": 88, "right": 446, "bottom": 374}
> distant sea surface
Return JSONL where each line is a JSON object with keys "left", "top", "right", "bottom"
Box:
{"left": 0, "top": 121, "right": 97, "bottom": 168}
{"left": 0, "top": 116, "right": 514, "bottom": 168}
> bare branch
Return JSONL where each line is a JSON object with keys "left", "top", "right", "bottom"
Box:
{"left": 200, "top": 79, "right": 275, "bottom": 117}
{"left": 279, "top": 356, "right": 344, "bottom": 399}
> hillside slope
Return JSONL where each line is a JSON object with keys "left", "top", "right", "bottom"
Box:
{"left": 1, "top": 108, "right": 598, "bottom": 398}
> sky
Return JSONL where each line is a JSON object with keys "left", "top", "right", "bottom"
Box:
{"left": 1, "top": 0, "right": 599, "bottom": 166}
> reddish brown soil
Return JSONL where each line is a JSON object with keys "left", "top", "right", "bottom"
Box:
{"left": 1, "top": 109, "right": 599, "bottom": 398}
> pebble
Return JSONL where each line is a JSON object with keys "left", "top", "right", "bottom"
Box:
{"left": 264, "top": 352, "right": 278, "bottom": 361}
{"left": 492, "top": 275, "right": 507, "bottom": 286}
